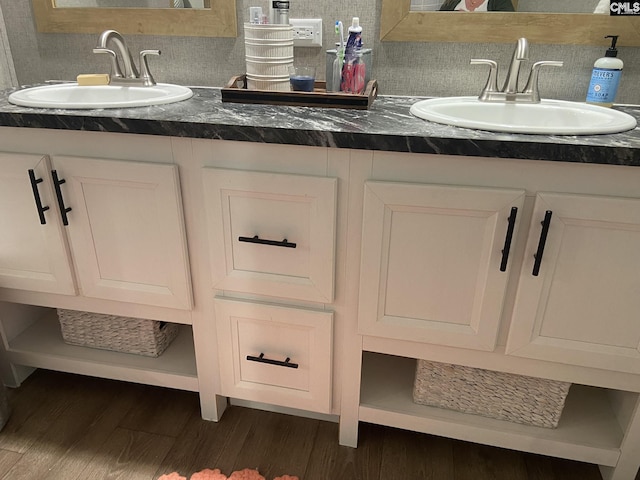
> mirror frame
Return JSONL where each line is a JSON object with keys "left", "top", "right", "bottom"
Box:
{"left": 32, "top": 0, "right": 237, "bottom": 37}
{"left": 380, "top": 0, "right": 640, "bottom": 46}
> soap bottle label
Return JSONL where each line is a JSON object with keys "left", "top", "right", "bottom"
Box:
{"left": 586, "top": 68, "right": 622, "bottom": 104}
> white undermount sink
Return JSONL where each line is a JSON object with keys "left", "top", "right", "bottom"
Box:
{"left": 8, "top": 82, "right": 193, "bottom": 109}
{"left": 410, "top": 96, "right": 637, "bottom": 135}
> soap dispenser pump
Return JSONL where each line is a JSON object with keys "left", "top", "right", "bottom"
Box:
{"left": 586, "top": 35, "right": 624, "bottom": 108}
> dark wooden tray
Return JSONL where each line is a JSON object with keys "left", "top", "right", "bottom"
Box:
{"left": 221, "top": 75, "right": 378, "bottom": 110}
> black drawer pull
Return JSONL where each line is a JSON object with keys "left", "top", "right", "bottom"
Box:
{"left": 28, "top": 169, "right": 50, "bottom": 225}
{"left": 246, "top": 353, "right": 299, "bottom": 369}
{"left": 499, "top": 206, "right": 518, "bottom": 272}
{"left": 51, "top": 170, "right": 72, "bottom": 226}
{"left": 532, "top": 210, "right": 553, "bottom": 277}
{"left": 238, "top": 235, "right": 297, "bottom": 248}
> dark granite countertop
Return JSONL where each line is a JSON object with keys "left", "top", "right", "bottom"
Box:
{"left": 1, "top": 86, "right": 639, "bottom": 166}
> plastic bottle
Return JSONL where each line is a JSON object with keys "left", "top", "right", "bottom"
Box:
{"left": 269, "top": 0, "right": 290, "bottom": 25}
{"left": 586, "top": 35, "right": 623, "bottom": 108}
{"left": 341, "top": 17, "right": 365, "bottom": 93}
{"left": 346, "top": 17, "right": 362, "bottom": 47}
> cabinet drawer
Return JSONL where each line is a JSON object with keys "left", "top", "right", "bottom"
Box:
{"left": 215, "top": 297, "right": 333, "bottom": 413}
{"left": 203, "top": 168, "right": 337, "bottom": 303}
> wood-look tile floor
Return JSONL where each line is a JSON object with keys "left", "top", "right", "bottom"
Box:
{"left": 0, "top": 369, "right": 609, "bottom": 480}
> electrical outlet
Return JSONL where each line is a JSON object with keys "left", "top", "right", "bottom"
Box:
{"left": 290, "top": 18, "right": 322, "bottom": 47}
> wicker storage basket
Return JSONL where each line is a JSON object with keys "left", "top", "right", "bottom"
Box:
{"left": 413, "top": 359, "right": 571, "bottom": 428}
{"left": 57, "top": 309, "right": 179, "bottom": 357}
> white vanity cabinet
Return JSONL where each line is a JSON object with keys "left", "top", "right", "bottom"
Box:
{"left": 0, "top": 152, "right": 192, "bottom": 310}
{"left": 0, "top": 130, "right": 197, "bottom": 400}
{"left": 506, "top": 192, "right": 640, "bottom": 374}
{"left": 358, "top": 180, "right": 640, "bottom": 369}
{"left": 341, "top": 151, "right": 640, "bottom": 480}
{"left": 3, "top": 122, "right": 640, "bottom": 479}
{"left": 197, "top": 141, "right": 340, "bottom": 416}
{"left": 358, "top": 181, "right": 525, "bottom": 351}
{"left": 0, "top": 153, "right": 75, "bottom": 295}
{"left": 48, "top": 155, "right": 192, "bottom": 310}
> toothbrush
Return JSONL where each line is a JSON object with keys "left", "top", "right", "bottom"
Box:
{"left": 332, "top": 21, "right": 345, "bottom": 92}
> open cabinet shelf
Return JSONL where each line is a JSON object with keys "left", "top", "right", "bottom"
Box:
{"left": 359, "top": 352, "right": 629, "bottom": 467}
{"left": 4, "top": 309, "right": 198, "bottom": 391}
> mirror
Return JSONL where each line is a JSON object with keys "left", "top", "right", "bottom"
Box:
{"left": 412, "top": 0, "right": 516, "bottom": 12}
{"left": 409, "top": 0, "right": 613, "bottom": 13}
{"left": 32, "top": 0, "right": 237, "bottom": 37}
{"left": 381, "top": 0, "right": 640, "bottom": 45}
{"left": 54, "top": 1, "right": 208, "bottom": 8}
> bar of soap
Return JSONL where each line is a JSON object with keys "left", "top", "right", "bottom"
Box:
{"left": 76, "top": 74, "right": 110, "bottom": 86}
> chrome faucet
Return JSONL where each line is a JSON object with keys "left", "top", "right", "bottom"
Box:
{"left": 93, "top": 30, "right": 160, "bottom": 86}
{"left": 470, "top": 38, "right": 563, "bottom": 103}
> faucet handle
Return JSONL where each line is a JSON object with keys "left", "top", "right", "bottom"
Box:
{"left": 93, "top": 47, "right": 124, "bottom": 78}
{"left": 470, "top": 59, "right": 499, "bottom": 100}
{"left": 139, "top": 50, "right": 161, "bottom": 86}
{"left": 523, "top": 60, "right": 564, "bottom": 103}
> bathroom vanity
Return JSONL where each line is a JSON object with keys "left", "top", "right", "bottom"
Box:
{"left": 0, "top": 87, "right": 639, "bottom": 480}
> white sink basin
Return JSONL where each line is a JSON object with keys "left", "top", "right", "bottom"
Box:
{"left": 410, "top": 96, "right": 637, "bottom": 135}
{"left": 8, "top": 83, "right": 193, "bottom": 109}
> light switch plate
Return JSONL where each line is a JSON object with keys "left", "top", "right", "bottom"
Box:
{"left": 290, "top": 18, "right": 323, "bottom": 47}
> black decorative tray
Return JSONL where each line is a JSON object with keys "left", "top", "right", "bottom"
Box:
{"left": 221, "top": 75, "right": 378, "bottom": 110}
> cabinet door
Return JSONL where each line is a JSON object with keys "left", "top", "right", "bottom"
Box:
{"left": 359, "top": 181, "right": 525, "bottom": 351}
{"left": 506, "top": 192, "right": 640, "bottom": 374}
{"left": 202, "top": 168, "right": 337, "bottom": 303}
{"left": 0, "top": 153, "right": 75, "bottom": 295}
{"left": 51, "top": 156, "right": 192, "bottom": 310}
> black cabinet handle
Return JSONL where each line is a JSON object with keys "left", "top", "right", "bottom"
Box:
{"left": 499, "top": 207, "right": 518, "bottom": 272}
{"left": 51, "top": 170, "right": 72, "bottom": 226}
{"left": 28, "top": 169, "right": 50, "bottom": 225}
{"left": 246, "top": 353, "right": 299, "bottom": 369}
{"left": 238, "top": 235, "right": 297, "bottom": 249}
{"left": 532, "top": 210, "right": 553, "bottom": 276}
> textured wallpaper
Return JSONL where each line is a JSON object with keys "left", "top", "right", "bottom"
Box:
{"left": 0, "top": 0, "right": 638, "bottom": 104}
{"left": 0, "top": 5, "right": 17, "bottom": 88}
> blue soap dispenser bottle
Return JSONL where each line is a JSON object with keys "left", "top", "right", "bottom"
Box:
{"left": 586, "top": 35, "right": 623, "bottom": 108}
